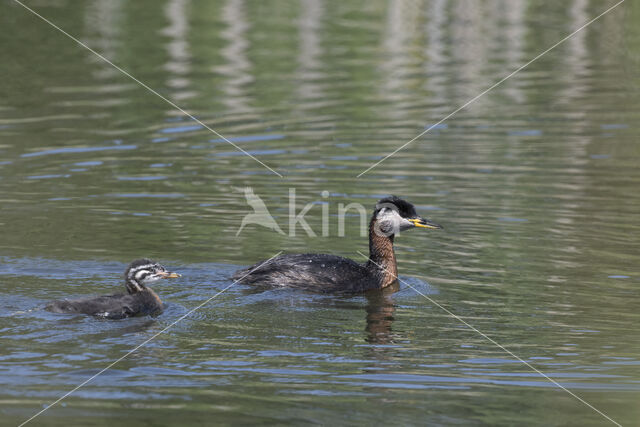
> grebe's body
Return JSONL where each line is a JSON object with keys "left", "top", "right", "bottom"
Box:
{"left": 235, "top": 253, "right": 378, "bottom": 293}
{"left": 233, "top": 196, "right": 441, "bottom": 293}
{"left": 46, "top": 259, "right": 180, "bottom": 319}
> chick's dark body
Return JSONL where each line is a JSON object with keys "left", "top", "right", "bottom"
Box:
{"left": 46, "top": 289, "right": 163, "bottom": 319}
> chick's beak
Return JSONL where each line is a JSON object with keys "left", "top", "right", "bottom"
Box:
{"left": 158, "top": 271, "right": 181, "bottom": 279}
{"left": 410, "top": 217, "right": 443, "bottom": 229}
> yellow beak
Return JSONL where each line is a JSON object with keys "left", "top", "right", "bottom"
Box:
{"left": 409, "top": 217, "right": 443, "bottom": 229}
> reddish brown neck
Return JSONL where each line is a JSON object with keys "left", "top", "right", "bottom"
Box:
{"left": 367, "top": 219, "right": 398, "bottom": 288}
{"left": 145, "top": 287, "right": 163, "bottom": 307}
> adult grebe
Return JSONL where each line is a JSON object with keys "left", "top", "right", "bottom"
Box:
{"left": 46, "top": 259, "right": 180, "bottom": 319}
{"left": 232, "top": 196, "right": 441, "bottom": 293}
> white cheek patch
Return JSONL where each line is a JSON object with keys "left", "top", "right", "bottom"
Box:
{"left": 128, "top": 264, "right": 151, "bottom": 276}
{"left": 135, "top": 270, "right": 151, "bottom": 280}
{"left": 377, "top": 208, "right": 401, "bottom": 225}
{"left": 127, "top": 263, "right": 165, "bottom": 287}
{"left": 375, "top": 208, "right": 401, "bottom": 235}
{"left": 376, "top": 208, "right": 414, "bottom": 234}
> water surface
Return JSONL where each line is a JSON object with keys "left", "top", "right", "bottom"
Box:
{"left": 1, "top": 1, "right": 639, "bottom": 425}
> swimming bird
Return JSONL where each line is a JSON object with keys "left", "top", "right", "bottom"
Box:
{"left": 46, "top": 259, "right": 180, "bottom": 319}
{"left": 232, "top": 196, "right": 441, "bottom": 293}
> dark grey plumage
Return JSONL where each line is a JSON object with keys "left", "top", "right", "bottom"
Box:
{"left": 47, "top": 290, "right": 164, "bottom": 319}
{"left": 46, "top": 259, "right": 180, "bottom": 319}
{"left": 233, "top": 253, "right": 384, "bottom": 293}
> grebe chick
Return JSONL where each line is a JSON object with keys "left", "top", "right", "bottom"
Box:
{"left": 232, "top": 196, "right": 441, "bottom": 293}
{"left": 46, "top": 259, "right": 180, "bottom": 319}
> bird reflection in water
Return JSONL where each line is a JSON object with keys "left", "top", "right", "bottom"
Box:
{"left": 236, "top": 278, "right": 402, "bottom": 345}
{"left": 364, "top": 281, "right": 400, "bottom": 344}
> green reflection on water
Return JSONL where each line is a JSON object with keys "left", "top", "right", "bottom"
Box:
{"left": 1, "top": 0, "right": 639, "bottom": 425}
